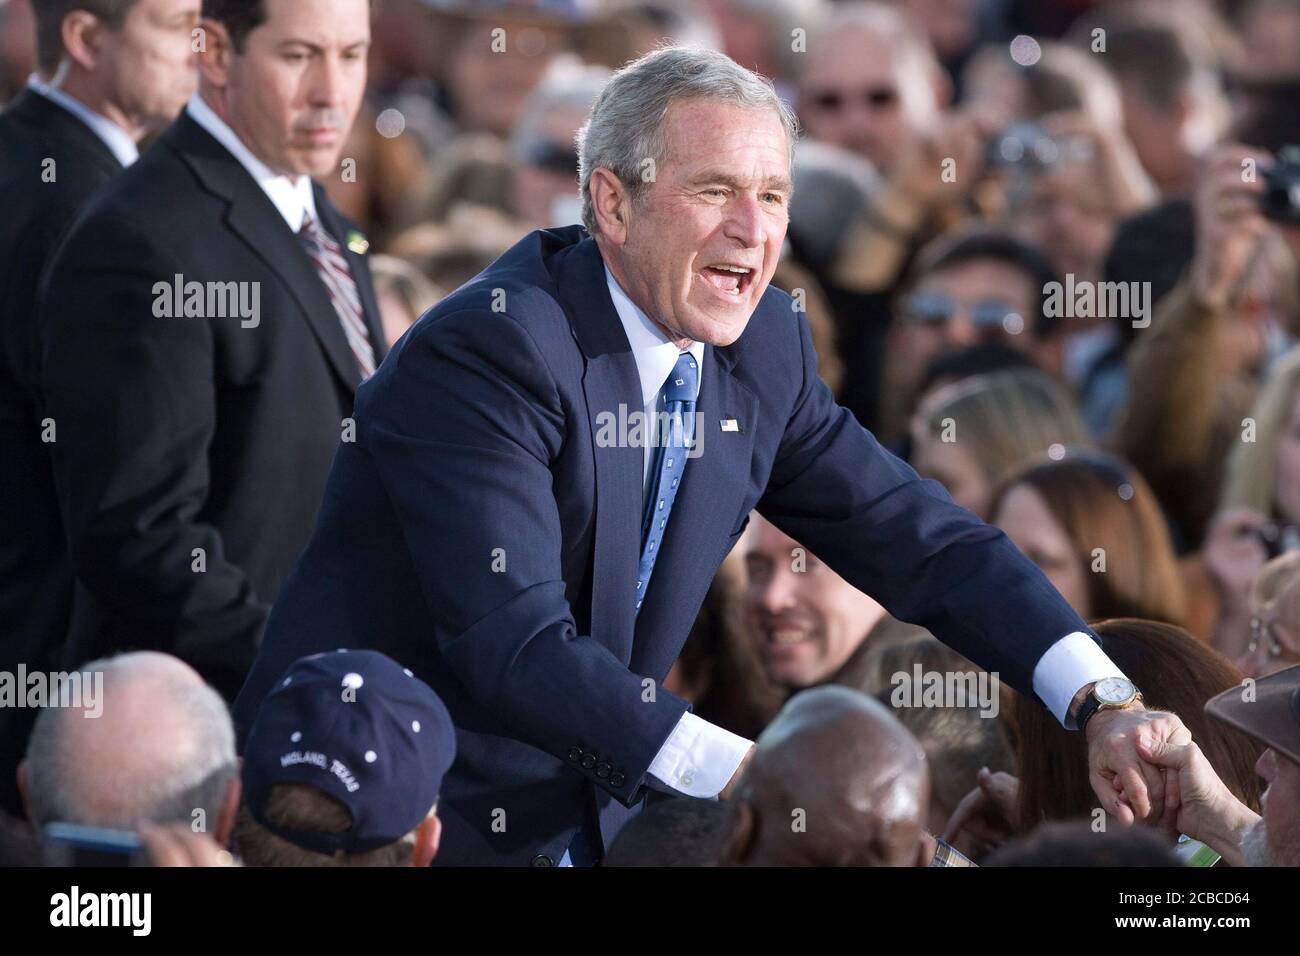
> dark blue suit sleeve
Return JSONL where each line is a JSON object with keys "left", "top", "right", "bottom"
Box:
{"left": 359, "top": 308, "right": 689, "bottom": 805}
{"left": 757, "top": 313, "right": 1095, "bottom": 699}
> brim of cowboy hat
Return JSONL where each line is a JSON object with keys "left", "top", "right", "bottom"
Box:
{"left": 1205, "top": 663, "right": 1300, "bottom": 767}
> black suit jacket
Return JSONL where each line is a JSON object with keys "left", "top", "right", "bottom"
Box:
{"left": 0, "top": 90, "right": 125, "bottom": 816}
{"left": 37, "top": 111, "right": 387, "bottom": 700}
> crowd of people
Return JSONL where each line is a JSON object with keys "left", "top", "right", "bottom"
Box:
{"left": 1, "top": 0, "right": 1299, "bottom": 868}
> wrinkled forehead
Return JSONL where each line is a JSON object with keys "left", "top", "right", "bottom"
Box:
{"left": 657, "top": 98, "right": 794, "bottom": 177}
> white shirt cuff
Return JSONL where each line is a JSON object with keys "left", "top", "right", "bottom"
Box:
{"left": 1032, "top": 631, "right": 1131, "bottom": 728}
{"left": 646, "top": 712, "right": 753, "bottom": 797}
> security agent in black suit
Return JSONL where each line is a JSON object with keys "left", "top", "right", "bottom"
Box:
{"left": 0, "top": 0, "right": 200, "bottom": 818}
{"left": 36, "top": 0, "right": 383, "bottom": 701}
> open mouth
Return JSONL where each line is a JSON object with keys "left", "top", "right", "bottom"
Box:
{"left": 700, "top": 263, "right": 756, "bottom": 298}
{"left": 767, "top": 628, "right": 811, "bottom": 647}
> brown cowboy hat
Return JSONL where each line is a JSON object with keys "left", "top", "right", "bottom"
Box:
{"left": 1205, "top": 663, "right": 1300, "bottom": 767}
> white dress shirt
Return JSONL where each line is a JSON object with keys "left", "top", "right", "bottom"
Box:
{"left": 26, "top": 75, "right": 138, "bottom": 168}
{"left": 185, "top": 94, "right": 317, "bottom": 233}
{"left": 604, "top": 266, "right": 751, "bottom": 797}
{"left": 602, "top": 265, "right": 1129, "bottom": 798}
{"left": 604, "top": 266, "right": 707, "bottom": 485}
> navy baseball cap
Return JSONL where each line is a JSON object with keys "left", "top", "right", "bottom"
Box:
{"left": 242, "top": 650, "right": 456, "bottom": 856}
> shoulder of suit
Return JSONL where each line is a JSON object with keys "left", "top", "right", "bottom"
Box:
{"left": 735, "top": 281, "right": 803, "bottom": 346}
{"left": 0, "top": 111, "right": 116, "bottom": 198}
{"left": 414, "top": 277, "right": 569, "bottom": 344}
{"left": 63, "top": 138, "right": 201, "bottom": 228}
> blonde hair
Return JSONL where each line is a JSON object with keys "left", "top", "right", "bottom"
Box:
{"left": 1219, "top": 347, "right": 1300, "bottom": 518}
{"left": 919, "top": 369, "right": 1094, "bottom": 490}
{"left": 1250, "top": 551, "right": 1300, "bottom": 617}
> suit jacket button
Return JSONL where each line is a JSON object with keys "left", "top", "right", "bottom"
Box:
{"left": 580, "top": 754, "right": 596, "bottom": 770}
{"left": 530, "top": 854, "right": 554, "bottom": 867}
{"left": 609, "top": 771, "right": 625, "bottom": 787}
{"left": 595, "top": 761, "right": 611, "bottom": 779}
{"left": 567, "top": 747, "right": 582, "bottom": 763}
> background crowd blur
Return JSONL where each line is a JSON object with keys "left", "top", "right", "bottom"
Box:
{"left": 2, "top": 0, "right": 1300, "bottom": 868}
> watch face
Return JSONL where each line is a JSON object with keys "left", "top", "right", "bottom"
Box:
{"left": 1096, "top": 677, "right": 1136, "bottom": 705}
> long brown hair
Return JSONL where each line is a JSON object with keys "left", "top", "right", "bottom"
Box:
{"left": 992, "top": 452, "right": 1187, "bottom": 626}
{"left": 1014, "top": 618, "right": 1263, "bottom": 832}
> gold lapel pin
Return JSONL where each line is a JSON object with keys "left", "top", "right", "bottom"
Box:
{"left": 346, "top": 230, "right": 370, "bottom": 255}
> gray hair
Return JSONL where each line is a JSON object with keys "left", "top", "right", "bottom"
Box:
{"left": 577, "top": 46, "right": 799, "bottom": 236}
{"left": 25, "top": 652, "right": 237, "bottom": 831}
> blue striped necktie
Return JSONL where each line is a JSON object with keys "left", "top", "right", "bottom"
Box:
{"left": 635, "top": 351, "right": 699, "bottom": 616}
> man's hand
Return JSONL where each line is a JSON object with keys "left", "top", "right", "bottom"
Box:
{"left": 890, "top": 110, "right": 996, "bottom": 213}
{"left": 1086, "top": 704, "right": 1192, "bottom": 825}
{"left": 942, "top": 768, "right": 1019, "bottom": 854}
{"left": 718, "top": 744, "right": 757, "bottom": 801}
{"left": 916, "top": 829, "right": 939, "bottom": 867}
{"left": 1136, "top": 737, "right": 1259, "bottom": 867}
{"left": 139, "top": 824, "right": 238, "bottom": 867}
{"left": 1203, "top": 507, "right": 1271, "bottom": 610}
{"left": 1190, "top": 144, "right": 1273, "bottom": 313}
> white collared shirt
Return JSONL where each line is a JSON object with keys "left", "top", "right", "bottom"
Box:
{"left": 185, "top": 93, "right": 317, "bottom": 233}
{"left": 26, "top": 75, "right": 138, "bottom": 168}
{"left": 604, "top": 265, "right": 707, "bottom": 485}
{"left": 603, "top": 264, "right": 752, "bottom": 798}
{"left": 600, "top": 263, "right": 1126, "bottom": 799}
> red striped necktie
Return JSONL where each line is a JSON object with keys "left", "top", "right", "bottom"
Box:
{"left": 298, "top": 213, "right": 376, "bottom": 379}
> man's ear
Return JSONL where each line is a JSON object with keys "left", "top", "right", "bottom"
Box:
{"left": 411, "top": 813, "right": 442, "bottom": 867}
{"left": 60, "top": 10, "right": 109, "bottom": 73}
{"left": 16, "top": 760, "right": 35, "bottom": 831}
{"left": 718, "top": 801, "right": 757, "bottom": 866}
{"left": 589, "top": 167, "right": 629, "bottom": 245}
{"left": 213, "top": 775, "right": 242, "bottom": 847}
{"left": 195, "top": 18, "right": 235, "bottom": 90}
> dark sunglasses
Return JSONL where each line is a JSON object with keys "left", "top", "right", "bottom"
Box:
{"left": 806, "top": 86, "right": 899, "bottom": 112}
{"left": 904, "top": 291, "right": 1020, "bottom": 331}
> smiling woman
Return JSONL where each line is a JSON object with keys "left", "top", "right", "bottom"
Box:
{"left": 991, "top": 451, "right": 1187, "bottom": 627}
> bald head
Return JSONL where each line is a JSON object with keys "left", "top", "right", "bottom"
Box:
{"left": 722, "top": 686, "right": 929, "bottom": 866}
{"left": 21, "top": 652, "right": 237, "bottom": 833}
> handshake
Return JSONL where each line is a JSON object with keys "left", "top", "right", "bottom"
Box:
{"left": 945, "top": 702, "right": 1262, "bottom": 864}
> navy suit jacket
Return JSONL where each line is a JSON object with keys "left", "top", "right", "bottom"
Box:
{"left": 233, "top": 225, "right": 1091, "bottom": 865}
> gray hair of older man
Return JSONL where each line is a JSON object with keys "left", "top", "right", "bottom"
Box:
{"left": 576, "top": 45, "right": 799, "bottom": 236}
{"left": 24, "top": 652, "right": 237, "bottom": 830}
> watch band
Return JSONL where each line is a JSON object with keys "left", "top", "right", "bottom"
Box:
{"left": 1075, "top": 689, "right": 1104, "bottom": 735}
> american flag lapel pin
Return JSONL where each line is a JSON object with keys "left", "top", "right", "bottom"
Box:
{"left": 720, "top": 417, "right": 741, "bottom": 433}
